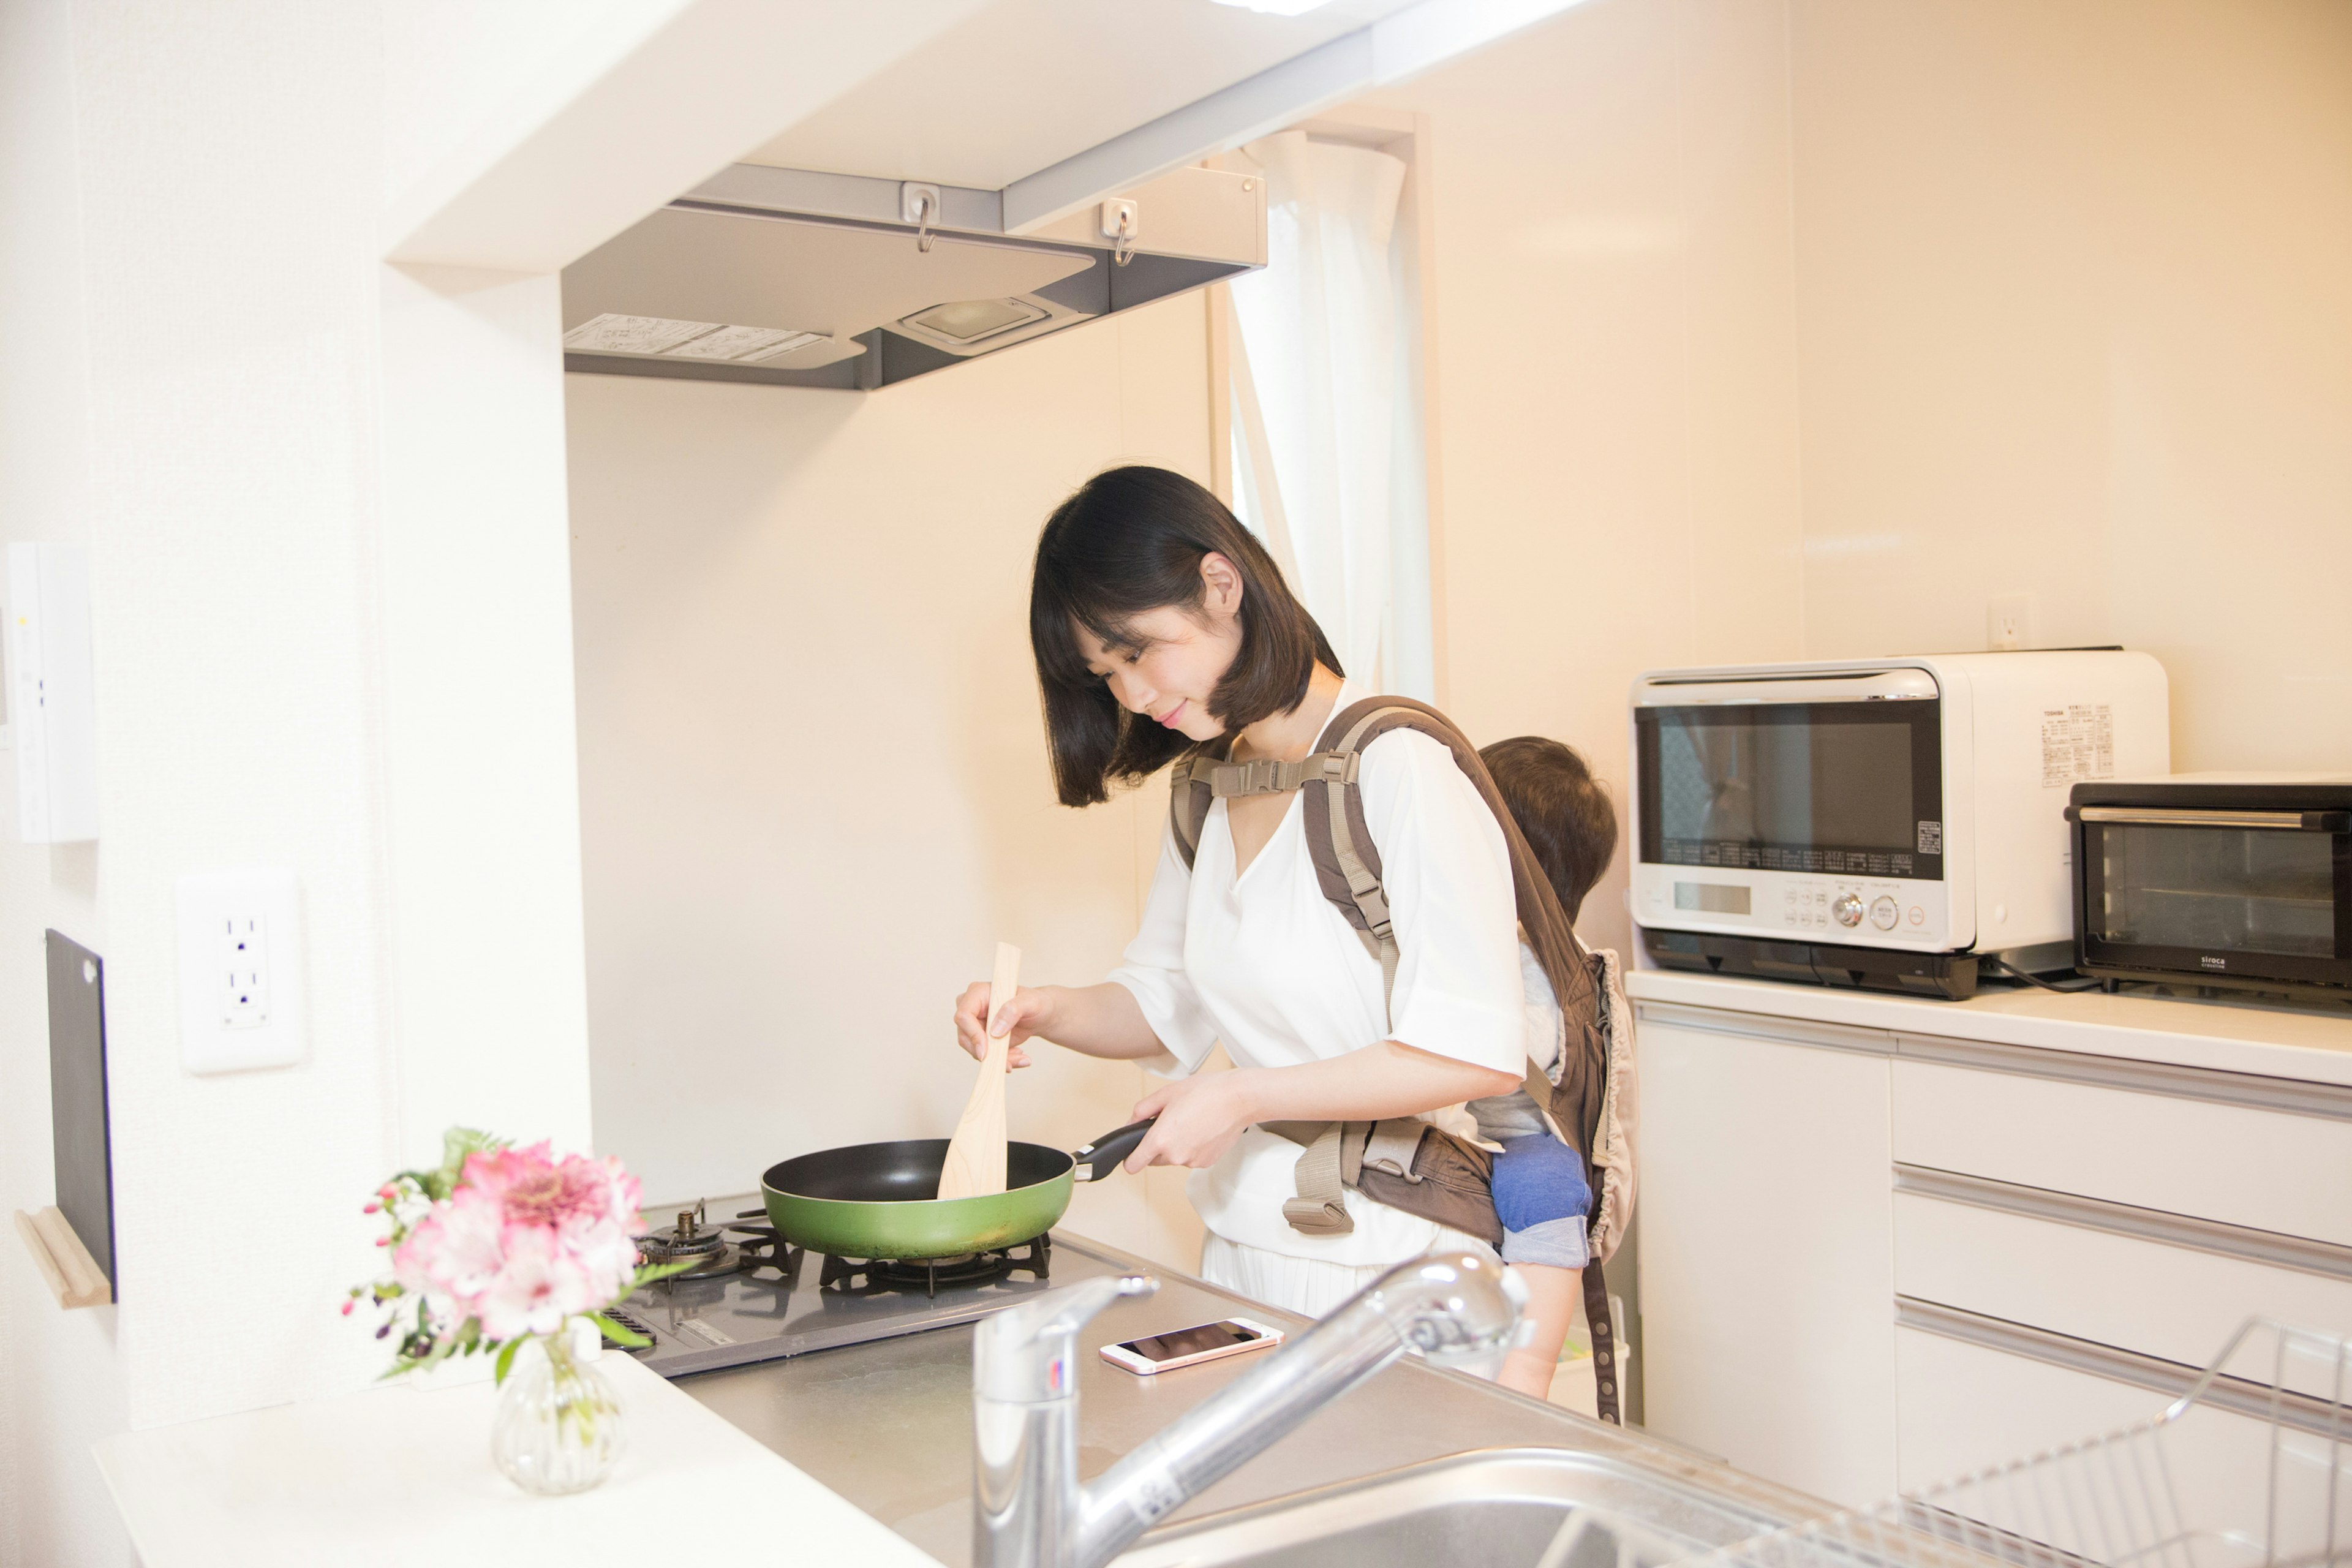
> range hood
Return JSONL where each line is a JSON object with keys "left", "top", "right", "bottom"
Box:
{"left": 560, "top": 164, "right": 1265, "bottom": 391}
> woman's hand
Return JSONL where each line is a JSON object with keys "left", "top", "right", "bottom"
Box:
{"left": 953, "top": 982, "right": 1053, "bottom": 1067}
{"left": 1125, "top": 1071, "right": 1264, "bottom": 1172}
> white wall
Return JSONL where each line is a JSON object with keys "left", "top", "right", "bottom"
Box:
{"left": 1, "top": 3, "right": 607, "bottom": 1561}
{"left": 0, "top": 6, "right": 404, "bottom": 1558}
{"left": 1366, "top": 0, "right": 1809, "bottom": 962}
{"left": 1789, "top": 0, "right": 2352, "bottom": 772}
{"left": 1363, "top": 0, "right": 2352, "bottom": 963}
{"left": 566, "top": 298, "right": 1215, "bottom": 1269}
{"left": 0, "top": 0, "right": 126, "bottom": 1558}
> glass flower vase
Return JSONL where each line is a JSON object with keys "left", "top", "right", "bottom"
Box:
{"left": 490, "top": 1330, "right": 627, "bottom": 1495}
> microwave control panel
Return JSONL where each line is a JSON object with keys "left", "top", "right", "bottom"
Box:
{"left": 1634, "top": 866, "right": 1952, "bottom": 950}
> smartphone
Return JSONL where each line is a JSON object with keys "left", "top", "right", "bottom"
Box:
{"left": 1100, "top": 1317, "right": 1284, "bottom": 1375}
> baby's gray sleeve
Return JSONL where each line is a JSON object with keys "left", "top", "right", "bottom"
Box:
{"left": 1469, "top": 1087, "right": 1548, "bottom": 1145}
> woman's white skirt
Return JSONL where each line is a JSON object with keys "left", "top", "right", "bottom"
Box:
{"left": 1199, "top": 1227, "right": 1503, "bottom": 1321}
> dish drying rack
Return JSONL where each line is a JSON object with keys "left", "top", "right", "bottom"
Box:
{"left": 1553, "top": 1319, "right": 2350, "bottom": 1568}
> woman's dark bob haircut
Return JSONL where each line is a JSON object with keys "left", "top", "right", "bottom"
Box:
{"left": 1031, "top": 466, "right": 1339, "bottom": 807}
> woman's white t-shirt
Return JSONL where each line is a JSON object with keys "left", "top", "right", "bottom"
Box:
{"left": 1107, "top": 685, "right": 1528, "bottom": 1266}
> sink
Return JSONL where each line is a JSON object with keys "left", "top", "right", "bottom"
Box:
{"left": 1112, "top": 1447, "right": 1805, "bottom": 1568}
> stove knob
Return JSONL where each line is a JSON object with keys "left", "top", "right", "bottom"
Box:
{"left": 1833, "top": 892, "right": 1865, "bottom": 928}
{"left": 1871, "top": 895, "right": 1899, "bottom": 930}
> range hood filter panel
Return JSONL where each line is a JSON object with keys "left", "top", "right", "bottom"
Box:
{"left": 562, "top": 206, "right": 1095, "bottom": 349}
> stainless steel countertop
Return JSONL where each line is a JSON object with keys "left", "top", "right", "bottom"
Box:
{"left": 679, "top": 1232, "right": 1827, "bottom": 1566}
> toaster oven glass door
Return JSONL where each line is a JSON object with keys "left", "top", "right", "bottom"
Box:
{"left": 2080, "top": 815, "right": 2352, "bottom": 987}
{"left": 1635, "top": 701, "right": 1944, "bottom": 880}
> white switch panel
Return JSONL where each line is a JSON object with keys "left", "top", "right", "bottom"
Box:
{"left": 9, "top": 542, "right": 100, "bottom": 842}
{"left": 178, "top": 870, "right": 306, "bottom": 1074}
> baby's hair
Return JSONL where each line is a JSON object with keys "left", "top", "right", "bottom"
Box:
{"left": 1479, "top": 736, "right": 1618, "bottom": 926}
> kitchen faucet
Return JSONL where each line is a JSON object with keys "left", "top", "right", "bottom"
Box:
{"left": 971, "top": 1251, "right": 1528, "bottom": 1568}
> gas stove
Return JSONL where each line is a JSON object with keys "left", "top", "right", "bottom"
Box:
{"left": 616, "top": 1197, "right": 1131, "bottom": 1379}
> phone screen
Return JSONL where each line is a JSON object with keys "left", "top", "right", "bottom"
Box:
{"left": 1119, "top": 1321, "right": 1265, "bottom": 1363}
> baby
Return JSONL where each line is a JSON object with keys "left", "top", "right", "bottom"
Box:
{"left": 1472, "top": 735, "right": 1619, "bottom": 1400}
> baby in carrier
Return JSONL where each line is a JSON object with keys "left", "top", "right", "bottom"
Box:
{"left": 1471, "top": 736, "right": 1619, "bottom": 1400}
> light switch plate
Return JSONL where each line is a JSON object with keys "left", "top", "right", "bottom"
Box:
{"left": 10, "top": 543, "right": 100, "bottom": 842}
{"left": 177, "top": 869, "right": 306, "bottom": 1074}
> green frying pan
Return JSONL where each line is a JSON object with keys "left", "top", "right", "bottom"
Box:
{"left": 758, "top": 1120, "right": 1154, "bottom": 1259}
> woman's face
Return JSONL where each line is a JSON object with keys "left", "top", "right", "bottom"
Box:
{"left": 1076, "top": 551, "right": 1243, "bottom": 744}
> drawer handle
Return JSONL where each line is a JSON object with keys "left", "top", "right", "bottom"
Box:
{"left": 1896, "top": 1298, "right": 2348, "bottom": 1441}
{"left": 2070, "top": 805, "right": 2351, "bottom": 831}
{"left": 1894, "top": 1164, "right": 2352, "bottom": 1282}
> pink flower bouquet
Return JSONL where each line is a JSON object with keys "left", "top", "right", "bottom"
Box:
{"left": 349, "top": 1128, "right": 683, "bottom": 1382}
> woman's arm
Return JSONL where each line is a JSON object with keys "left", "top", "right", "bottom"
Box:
{"left": 1123, "top": 1041, "right": 1518, "bottom": 1172}
{"left": 952, "top": 980, "right": 1168, "bottom": 1066}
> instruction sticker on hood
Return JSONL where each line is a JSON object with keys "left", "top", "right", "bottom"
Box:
{"left": 2040, "top": 704, "right": 2115, "bottom": 788}
{"left": 562, "top": 312, "right": 723, "bottom": 355}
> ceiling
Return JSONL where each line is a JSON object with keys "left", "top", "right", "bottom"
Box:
{"left": 738, "top": 0, "right": 1427, "bottom": 190}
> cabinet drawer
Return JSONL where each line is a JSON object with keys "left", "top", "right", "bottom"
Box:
{"left": 1893, "top": 1187, "right": 2352, "bottom": 1391}
{"left": 1891, "top": 1059, "right": 2352, "bottom": 1246}
{"left": 1896, "top": 1326, "right": 2278, "bottom": 1517}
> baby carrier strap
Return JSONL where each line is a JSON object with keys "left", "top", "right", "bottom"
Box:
{"left": 1167, "top": 742, "right": 1228, "bottom": 874}
{"left": 1172, "top": 698, "right": 1599, "bottom": 1033}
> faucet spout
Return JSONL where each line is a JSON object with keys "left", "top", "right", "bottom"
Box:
{"left": 973, "top": 1271, "right": 1158, "bottom": 1568}
{"left": 972, "top": 1251, "right": 1525, "bottom": 1568}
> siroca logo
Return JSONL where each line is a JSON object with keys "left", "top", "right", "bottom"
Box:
{"left": 2199, "top": 956, "right": 2228, "bottom": 970}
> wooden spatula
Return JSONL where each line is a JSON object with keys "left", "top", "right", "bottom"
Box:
{"left": 937, "top": 942, "right": 1022, "bottom": 1200}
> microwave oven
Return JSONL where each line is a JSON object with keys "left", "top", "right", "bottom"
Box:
{"left": 1630, "top": 651, "right": 2170, "bottom": 998}
{"left": 2070, "top": 775, "right": 2352, "bottom": 1000}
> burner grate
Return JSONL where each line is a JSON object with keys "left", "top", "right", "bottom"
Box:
{"left": 719, "top": 1213, "right": 1052, "bottom": 1300}
{"left": 821, "top": 1235, "right": 1054, "bottom": 1297}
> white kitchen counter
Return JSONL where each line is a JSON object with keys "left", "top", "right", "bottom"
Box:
{"left": 93, "top": 1349, "right": 944, "bottom": 1567}
{"left": 1626, "top": 967, "right": 2352, "bottom": 1087}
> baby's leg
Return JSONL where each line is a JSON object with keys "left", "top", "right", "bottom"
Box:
{"left": 1500, "top": 1262, "right": 1581, "bottom": 1398}
{"left": 1490, "top": 1134, "right": 1596, "bottom": 1400}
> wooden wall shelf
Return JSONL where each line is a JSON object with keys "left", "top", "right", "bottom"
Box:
{"left": 13, "top": 1205, "right": 111, "bottom": 1308}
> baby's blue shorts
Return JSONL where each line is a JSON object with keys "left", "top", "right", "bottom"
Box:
{"left": 1493, "top": 1134, "right": 1593, "bottom": 1269}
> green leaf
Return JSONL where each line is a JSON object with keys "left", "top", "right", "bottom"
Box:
{"left": 494, "top": 1337, "right": 523, "bottom": 1385}
{"left": 586, "top": 1310, "right": 649, "bottom": 1349}
{"left": 437, "top": 1126, "right": 507, "bottom": 1187}
{"left": 612, "top": 1258, "right": 696, "bottom": 1306}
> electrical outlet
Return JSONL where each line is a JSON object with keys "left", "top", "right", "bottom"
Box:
{"left": 178, "top": 870, "right": 305, "bottom": 1074}
{"left": 221, "top": 914, "right": 270, "bottom": 1028}
{"left": 1987, "top": 592, "right": 2036, "bottom": 652}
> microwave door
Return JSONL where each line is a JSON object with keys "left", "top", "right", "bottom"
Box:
{"left": 2079, "top": 808, "right": 2352, "bottom": 991}
{"left": 1636, "top": 701, "right": 1943, "bottom": 881}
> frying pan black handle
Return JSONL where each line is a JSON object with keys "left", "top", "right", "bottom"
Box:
{"left": 1071, "top": 1120, "right": 1156, "bottom": 1182}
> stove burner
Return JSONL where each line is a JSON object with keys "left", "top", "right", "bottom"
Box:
{"left": 718, "top": 1212, "right": 1052, "bottom": 1300}
{"left": 635, "top": 1199, "right": 743, "bottom": 1280}
{"left": 824, "top": 1237, "right": 1053, "bottom": 1297}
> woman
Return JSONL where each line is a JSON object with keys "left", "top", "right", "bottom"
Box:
{"left": 952, "top": 466, "right": 1525, "bottom": 1317}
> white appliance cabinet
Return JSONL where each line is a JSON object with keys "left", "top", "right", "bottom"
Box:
{"left": 1629, "top": 970, "right": 2352, "bottom": 1510}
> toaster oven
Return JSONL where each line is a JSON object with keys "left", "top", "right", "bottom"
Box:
{"left": 2070, "top": 776, "right": 2352, "bottom": 1000}
{"left": 1631, "top": 651, "right": 2170, "bottom": 998}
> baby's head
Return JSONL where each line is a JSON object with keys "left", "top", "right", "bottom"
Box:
{"left": 1479, "top": 736, "right": 1618, "bottom": 926}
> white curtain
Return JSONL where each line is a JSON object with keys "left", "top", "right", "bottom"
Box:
{"left": 1227, "top": 130, "right": 1425, "bottom": 696}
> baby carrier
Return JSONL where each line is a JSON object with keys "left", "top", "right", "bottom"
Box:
{"left": 1169, "top": 696, "right": 1640, "bottom": 1423}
